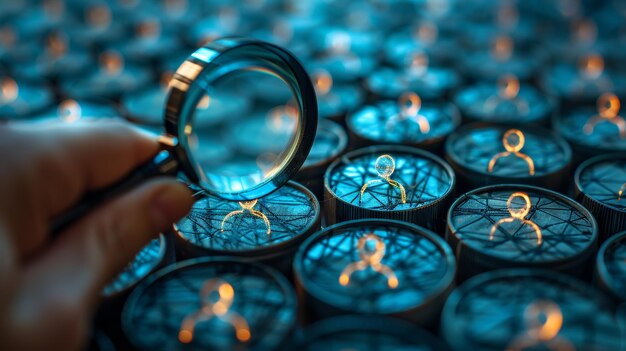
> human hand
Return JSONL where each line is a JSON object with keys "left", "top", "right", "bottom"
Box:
{"left": 0, "top": 120, "right": 194, "bottom": 351}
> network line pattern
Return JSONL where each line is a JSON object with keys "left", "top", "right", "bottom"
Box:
{"left": 175, "top": 183, "right": 318, "bottom": 251}
{"left": 122, "top": 259, "right": 296, "bottom": 350}
{"left": 447, "top": 127, "right": 568, "bottom": 177}
{"left": 443, "top": 271, "right": 622, "bottom": 351}
{"left": 296, "top": 222, "right": 453, "bottom": 314}
{"left": 449, "top": 188, "right": 595, "bottom": 263}
{"left": 103, "top": 235, "right": 165, "bottom": 296}
{"left": 327, "top": 151, "right": 453, "bottom": 211}
{"left": 577, "top": 159, "right": 626, "bottom": 210}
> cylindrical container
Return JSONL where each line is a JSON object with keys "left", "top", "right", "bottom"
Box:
{"left": 453, "top": 76, "right": 556, "bottom": 125}
{"left": 595, "top": 231, "right": 626, "bottom": 302}
{"left": 554, "top": 93, "right": 626, "bottom": 165}
{"left": 122, "top": 257, "right": 297, "bottom": 351}
{"left": 294, "top": 119, "right": 348, "bottom": 200}
{"left": 446, "top": 184, "right": 598, "bottom": 282}
{"left": 574, "top": 153, "right": 626, "bottom": 241}
{"left": 441, "top": 269, "right": 622, "bottom": 351}
{"left": 96, "top": 234, "right": 173, "bottom": 349}
{"left": 346, "top": 95, "right": 461, "bottom": 153}
{"left": 28, "top": 98, "right": 121, "bottom": 123}
{"left": 365, "top": 64, "right": 461, "bottom": 101}
{"left": 174, "top": 181, "right": 320, "bottom": 274}
{"left": 288, "top": 315, "right": 450, "bottom": 350}
{"left": 445, "top": 123, "right": 572, "bottom": 193}
{"left": 324, "top": 145, "right": 456, "bottom": 232}
{"left": 293, "top": 219, "right": 456, "bottom": 327}
{"left": 0, "top": 77, "right": 53, "bottom": 120}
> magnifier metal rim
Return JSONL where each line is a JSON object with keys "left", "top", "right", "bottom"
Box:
{"left": 164, "top": 37, "right": 318, "bottom": 201}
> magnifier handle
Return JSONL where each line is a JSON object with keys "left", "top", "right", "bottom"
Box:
{"left": 50, "top": 150, "right": 179, "bottom": 235}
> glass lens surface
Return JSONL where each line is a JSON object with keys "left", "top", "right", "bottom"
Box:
{"left": 179, "top": 64, "right": 299, "bottom": 196}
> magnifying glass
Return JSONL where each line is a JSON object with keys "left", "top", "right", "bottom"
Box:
{"left": 52, "top": 37, "right": 317, "bottom": 233}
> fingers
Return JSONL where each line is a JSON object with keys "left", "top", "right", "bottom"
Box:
{"left": 5, "top": 178, "right": 193, "bottom": 351}
{"left": 0, "top": 120, "right": 159, "bottom": 256}
{"left": 18, "top": 119, "right": 160, "bottom": 218}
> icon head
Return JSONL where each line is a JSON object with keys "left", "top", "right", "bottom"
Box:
{"left": 502, "top": 129, "right": 525, "bottom": 152}
{"left": 374, "top": 154, "right": 396, "bottom": 178}
{"left": 506, "top": 192, "right": 532, "bottom": 219}
{"left": 524, "top": 300, "right": 563, "bottom": 341}
{"left": 498, "top": 74, "right": 520, "bottom": 99}
{"left": 398, "top": 92, "right": 422, "bottom": 118}
{"left": 597, "top": 93, "right": 620, "bottom": 119}
{"left": 357, "top": 233, "right": 386, "bottom": 264}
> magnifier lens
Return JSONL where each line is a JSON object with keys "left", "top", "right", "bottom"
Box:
{"left": 182, "top": 70, "right": 298, "bottom": 193}
{"left": 168, "top": 39, "right": 316, "bottom": 201}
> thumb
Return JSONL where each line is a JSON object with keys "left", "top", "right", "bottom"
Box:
{"left": 7, "top": 179, "right": 193, "bottom": 351}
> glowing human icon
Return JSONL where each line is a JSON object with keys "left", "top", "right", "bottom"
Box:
{"left": 618, "top": 182, "right": 626, "bottom": 200}
{"left": 489, "top": 192, "right": 542, "bottom": 246}
{"left": 487, "top": 129, "right": 535, "bottom": 176}
{"left": 492, "top": 35, "right": 513, "bottom": 61}
{"left": 484, "top": 74, "right": 529, "bottom": 115}
{"left": 506, "top": 300, "right": 575, "bottom": 351}
{"left": 571, "top": 18, "right": 597, "bottom": 45}
{"left": 386, "top": 92, "right": 430, "bottom": 134}
{"left": 100, "top": 51, "right": 123, "bottom": 76}
{"left": 339, "top": 233, "right": 398, "bottom": 289}
{"left": 405, "top": 51, "right": 429, "bottom": 77}
{"left": 313, "top": 69, "right": 333, "bottom": 97}
{"left": 359, "top": 154, "right": 407, "bottom": 204}
{"left": 86, "top": 4, "right": 112, "bottom": 29}
{"left": 583, "top": 93, "right": 625, "bottom": 138}
{"left": 57, "top": 99, "right": 81, "bottom": 123}
{"left": 413, "top": 21, "right": 438, "bottom": 46}
{"left": 221, "top": 199, "right": 271, "bottom": 235}
{"left": 0, "top": 77, "right": 18, "bottom": 104}
{"left": 178, "top": 278, "right": 251, "bottom": 344}
{"left": 45, "top": 32, "right": 67, "bottom": 58}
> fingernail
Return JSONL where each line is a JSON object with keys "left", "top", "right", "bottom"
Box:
{"left": 150, "top": 182, "right": 194, "bottom": 231}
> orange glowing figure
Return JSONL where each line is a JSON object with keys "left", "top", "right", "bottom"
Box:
{"left": 489, "top": 192, "right": 542, "bottom": 246}
{"left": 487, "top": 129, "right": 535, "bottom": 176}
{"left": 339, "top": 233, "right": 398, "bottom": 289}
{"left": 178, "top": 279, "right": 251, "bottom": 344}
{"left": 57, "top": 99, "right": 81, "bottom": 123}
{"left": 221, "top": 199, "right": 271, "bottom": 235}
{"left": 507, "top": 300, "right": 575, "bottom": 351}
{"left": 313, "top": 69, "right": 333, "bottom": 96}
{"left": 386, "top": 92, "right": 430, "bottom": 134}
{"left": 484, "top": 74, "right": 529, "bottom": 115}
{"left": 100, "top": 51, "right": 123, "bottom": 76}
{"left": 492, "top": 35, "right": 513, "bottom": 61}
{"left": 583, "top": 93, "right": 625, "bottom": 138}
{"left": 359, "top": 154, "right": 407, "bottom": 204}
{"left": 0, "top": 77, "right": 18, "bottom": 104}
{"left": 618, "top": 182, "right": 626, "bottom": 200}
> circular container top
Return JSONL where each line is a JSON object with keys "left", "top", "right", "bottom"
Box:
{"left": 365, "top": 66, "right": 460, "bottom": 101}
{"left": 325, "top": 145, "right": 455, "bottom": 212}
{"left": 103, "top": 235, "right": 165, "bottom": 297}
{"left": 122, "top": 257, "right": 296, "bottom": 351}
{"left": 596, "top": 231, "right": 626, "bottom": 301}
{"left": 446, "top": 124, "right": 571, "bottom": 178}
{"left": 575, "top": 153, "right": 626, "bottom": 213}
{"left": 555, "top": 107, "right": 626, "bottom": 153}
{"left": 291, "top": 315, "right": 450, "bottom": 351}
{"left": 454, "top": 82, "right": 554, "bottom": 124}
{"left": 174, "top": 181, "right": 319, "bottom": 255}
{"left": 442, "top": 269, "right": 622, "bottom": 351}
{"left": 300, "top": 119, "right": 347, "bottom": 171}
{"left": 294, "top": 219, "right": 455, "bottom": 314}
{"left": 447, "top": 184, "right": 597, "bottom": 265}
{"left": 347, "top": 100, "right": 460, "bottom": 147}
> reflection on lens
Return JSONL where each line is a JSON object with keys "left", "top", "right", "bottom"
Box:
{"left": 180, "top": 66, "right": 299, "bottom": 195}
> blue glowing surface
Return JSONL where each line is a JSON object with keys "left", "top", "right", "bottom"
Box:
{"left": 175, "top": 183, "right": 318, "bottom": 251}
{"left": 447, "top": 125, "right": 569, "bottom": 177}
{"left": 297, "top": 221, "right": 454, "bottom": 314}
